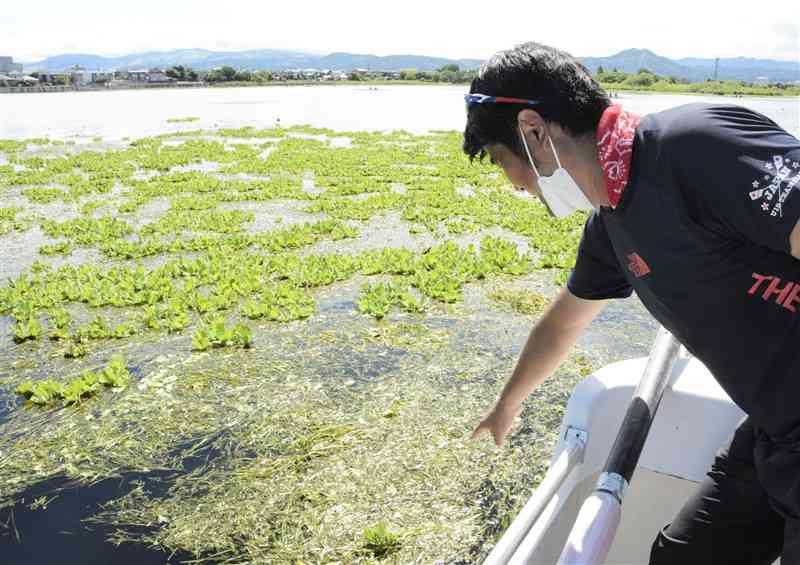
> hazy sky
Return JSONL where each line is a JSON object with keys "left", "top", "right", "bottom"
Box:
{"left": 3, "top": 0, "right": 799, "bottom": 63}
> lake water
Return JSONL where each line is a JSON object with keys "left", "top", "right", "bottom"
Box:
{"left": 0, "top": 85, "right": 798, "bottom": 140}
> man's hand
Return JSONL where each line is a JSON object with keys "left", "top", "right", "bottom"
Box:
{"left": 467, "top": 288, "right": 607, "bottom": 447}
{"left": 469, "top": 401, "right": 523, "bottom": 447}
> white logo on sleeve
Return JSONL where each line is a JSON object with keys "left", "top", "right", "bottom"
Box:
{"left": 748, "top": 154, "right": 800, "bottom": 218}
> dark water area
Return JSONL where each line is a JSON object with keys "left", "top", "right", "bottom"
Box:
{"left": 0, "top": 474, "right": 190, "bottom": 565}
{"left": 0, "top": 435, "right": 228, "bottom": 565}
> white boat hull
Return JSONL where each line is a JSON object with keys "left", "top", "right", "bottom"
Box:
{"left": 503, "top": 354, "right": 781, "bottom": 564}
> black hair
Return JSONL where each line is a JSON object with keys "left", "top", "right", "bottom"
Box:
{"left": 463, "top": 42, "right": 610, "bottom": 162}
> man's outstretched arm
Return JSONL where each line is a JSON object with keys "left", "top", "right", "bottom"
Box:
{"left": 471, "top": 288, "right": 608, "bottom": 446}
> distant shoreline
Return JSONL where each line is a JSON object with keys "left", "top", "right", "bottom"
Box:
{"left": 599, "top": 82, "right": 800, "bottom": 98}
{"left": 0, "top": 80, "right": 453, "bottom": 95}
{"left": 2, "top": 79, "right": 798, "bottom": 98}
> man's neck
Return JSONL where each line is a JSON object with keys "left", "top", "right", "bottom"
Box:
{"left": 572, "top": 132, "right": 612, "bottom": 208}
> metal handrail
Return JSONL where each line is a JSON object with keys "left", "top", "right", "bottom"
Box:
{"left": 556, "top": 327, "right": 681, "bottom": 565}
{"left": 482, "top": 427, "right": 587, "bottom": 565}
{"left": 482, "top": 327, "right": 681, "bottom": 565}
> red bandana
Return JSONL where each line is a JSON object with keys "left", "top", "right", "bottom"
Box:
{"left": 596, "top": 104, "right": 641, "bottom": 208}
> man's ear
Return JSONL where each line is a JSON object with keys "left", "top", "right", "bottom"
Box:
{"left": 517, "top": 109, "right": 547, "bottom": 146}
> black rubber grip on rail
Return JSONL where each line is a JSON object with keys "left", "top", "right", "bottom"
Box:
{"left": 603, "top": 397, "right": 653, "bottom": 482}
{"left": 601, "top": 329, "right": 681, "bottom": 484}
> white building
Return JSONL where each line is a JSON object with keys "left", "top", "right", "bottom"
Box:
{"left": 146, "top": 69, "right": 172, "bottom": 82}
{"left": 127, "top": 69, "right": 150, "bottom": 82}
{"left": 127, "top": 69, "right": 172, "bottom": 83}
{"left": 89, "top": 70, "right": 115, "bottom": 83}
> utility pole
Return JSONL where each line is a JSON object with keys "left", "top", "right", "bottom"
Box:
{"left": 713, "top": 57, "right": 719, "bottom": 81}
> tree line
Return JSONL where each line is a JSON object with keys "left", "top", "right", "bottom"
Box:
{"left": 595, "top": 66, "right": 800, "bottom": 96}
{"left": 157, "top": 64, "right": 800, "bottom": 96}
{"left": 164, "top": 64, "right": 477, "bottom": 84}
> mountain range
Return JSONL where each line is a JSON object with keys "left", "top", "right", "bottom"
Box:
{"left": 23, "top": 48, "right": 483, "bottom": 75}
{"left": 22, "top": 48, "right": 800, "bottom": 84}
{"left": 581, "top": 49, "right": 799, "bottom": 83}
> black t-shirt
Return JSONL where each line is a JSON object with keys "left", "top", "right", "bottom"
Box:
{"left": 568, "top": 103, "right": 800, "bottom": 438}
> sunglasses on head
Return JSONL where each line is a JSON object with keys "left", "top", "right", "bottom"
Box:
{"left": 464, "top": 93, "right": 542, "bottom": 112}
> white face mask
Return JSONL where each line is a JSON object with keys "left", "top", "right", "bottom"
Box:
{"left": 518, "top": 125, "right": 593, "bottom": 219}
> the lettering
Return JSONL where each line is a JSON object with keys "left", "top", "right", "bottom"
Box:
{"left": 783, "top": 284, "right": 800, "bottom": 312}
{"left": 762, "top": 277, "right": 794, "bottom": 304}
{"left": 748, "top": 272, "right": 800, "bottom": 314}
{"left": 749, "top": 273, "right": 772, "bottom": 295}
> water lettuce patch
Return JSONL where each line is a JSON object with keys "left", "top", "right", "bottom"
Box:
{"left": 15, "top": 354, "right": 131, "bottom": 407}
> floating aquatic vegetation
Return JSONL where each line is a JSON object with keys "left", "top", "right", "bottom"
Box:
{"left": 0, "top": 207, "right": 29, "bottom": 235}
{"left": 0, "top": 124, "right": 617, "bottom": 564}
{"left": 12, "top": 316, "right": 42, "bottom": 342}
{"left": 170, "top": 194, "right": 220, "bottom": 210}
{"left": 40, "top": 216, "right": 133, "bottom": 246}
{"left": 22, "top": 186, "right": 66, "bottom": 203}
{"left": 64, "top": 339, "right": 89, "bottom": 358}
{"left": 166, "top": 117, "right": 200, "bottom": 124}
{"left": 364, "top": 322, "right": 449, "bottom": 352}
{"left": 357, "top": 281, "right": 423, "bottom": 319}
{"left": 39, "top": 241, "right": 73, "bottom": 256}
{"left": 242, "top": 283, "right": 315, "bottom": 322}
{"left": 140, "top": 209, "right": 255, "bottom": 236}
{"left": 305, "top": 192, "right": 404, "bottom": 220}
{"left": 363, "top": 521, "right": 402, "bottom": 558}
{"left": 15, "top": 354, "right": 131, "bottom": 407}
{"left": 0, "top": 139, "right": 28, "bottom": 153}
{"left": 489, "top": 288, "right": 550, "bottom": 315}
{"left": 191, "top": 316, "right": 253, "bottom": 351}
{"left": 358, "top": 247, "right": 417, "bottom": 276}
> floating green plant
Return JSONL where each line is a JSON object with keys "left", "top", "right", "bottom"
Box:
{"left": 143, "top": 301, "right": 191, "bottom": 333}
{"left": 12, "top": 316, "right": 42, "bottom": 342}
{"left": 357, "top": 281, "right": 423, "bottom": 319}
{"left": 383, "top": 399, "right": 406, "bottom": 418}
{"left": 64, "top": 339, "right": 89, "bottom": 358}
{"left": 0, "top": 207, "right": 28, "bottom": 235}
{"left": 40, "top": 216, "right": 133, "bottom": 246}
{"left": 242, "top": 283, "right": 316, "bottom": 322}
{"left": 363, "top": 521, "right": 402, "bottom": 559}
{"left": 192, "top": 316, "right": 253, "bottom": 351}
{"left": 358, "top": 248, "right": 417, "bottom": 276}
{"left": 22, "top": 187, "right": 66, "bottom": 203}
{"left": 141, "top": 209, "right": 255, "bottom": 236}
{"left": 0, "top": 139, "right": 27, "bottom": 153}
{"left": 14, "top": 379, "right": 63, "bottom": 406}
{"left": 39, "top": 241, "right": 73, "bottom": 256}
{"left": 15, "top": 354, "right": 131, "bottom": 407}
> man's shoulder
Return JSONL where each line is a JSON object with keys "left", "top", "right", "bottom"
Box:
{"left": 638, "top": 103, "right": 781, "bottom": 146}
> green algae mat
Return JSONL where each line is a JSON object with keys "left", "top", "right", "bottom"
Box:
{"left": 0, "top": 126, "right": 657, "bottom": 563}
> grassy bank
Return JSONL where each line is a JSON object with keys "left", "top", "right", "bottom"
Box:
{"left": 219, "top": 79, "right": 800, "bottom": 97}
{"left": 600, "top": 80, "right": 800, "bottom": 97}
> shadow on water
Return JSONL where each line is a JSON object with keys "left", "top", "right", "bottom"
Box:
{"left": 0, "top": 474, "right": 191, "bottom": 565}
{"left": 0, "top": 433, "right": 228, "bottom": 565}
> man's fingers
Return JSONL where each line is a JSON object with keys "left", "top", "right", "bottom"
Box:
{"left": 470, "top": 422, "right": 487, "bottom": 440}
{"left": 493, "top": 430, "right": 505, "bottom": 447}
